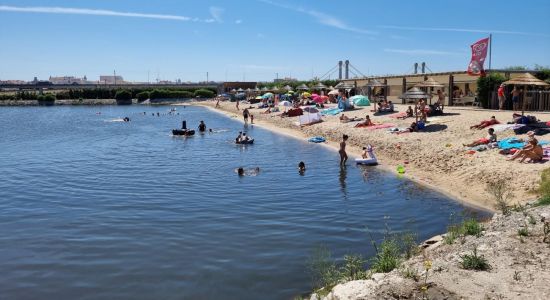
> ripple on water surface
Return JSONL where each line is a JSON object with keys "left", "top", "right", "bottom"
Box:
{"left": 0, "top": 105, "right": 490, "bottom": 300}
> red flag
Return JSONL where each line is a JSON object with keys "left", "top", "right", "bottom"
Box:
{"left": 467, "top": 37, "right": 490, "bottom": 76}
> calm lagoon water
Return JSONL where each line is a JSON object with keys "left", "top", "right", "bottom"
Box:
{"left": 0, "top": 105, "right": 489, "bottom": 299}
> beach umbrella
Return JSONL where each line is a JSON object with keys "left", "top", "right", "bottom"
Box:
{"left": 246, "top": 88, "right": 252, "bottom": 93}
{"left": 255, "top": 96, "right": 263, "bottom": 100}
{"left": 262, "top": 92, "right": 274, "bottom": 99}
{"left": 237, "top": 88, "right": 244, "bottom": 92}
{"left": 399, "top": 87, "right": 429, "bottom": 100}
{"left": 311, "top": 93, "right": 319, "bottom": 98}
{"left": 415, "top": 77, "right": 444, "bottom": 88}
{"left": 254, "top": 87, "right": 260, "bottom": 92}
{"left": 302, "top": 92, "right": 312, "bottom": 98}
{"left": 311, "top": 82, "right": 327, "bottom": 90}
{"left": 230, "top": 88, "right": 237, "bottom": 93}
{"left": 261, "top": 87, "right": 269, "bottom": 92}
{"left": 503, "top": 73, "right": 550, "bottom": 115}
{"left": 414, "top": 78, "right": 444, "bottom": 104}
{"left": 280, "top": 100, "right": 292, "bottom": 107}
{"left": 296, "top": 84, "right": 309, "bottom": 90}
{"left": 312, "top": 95, "right": 323, "bottom": 104}
{"left": 283, "top": 85, "right": 293, "bottom": 91}
{"left": 328, "top": 90, "right": 339, "bottom": 96}
{"left": 363, "top": 79, "right": 387, "bottom": 87}
{"left": 320, "top": 95, "right": 329, "bottom": 101}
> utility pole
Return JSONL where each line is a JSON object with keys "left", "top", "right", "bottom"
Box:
{"left": 114, "top": 70, "right": 116, "bottom": 85}
{"left": 206, "top": 72, "right": 209, "bottom": 83}
{"left": 276, "top": 72, "right": 278, "bottom": 81}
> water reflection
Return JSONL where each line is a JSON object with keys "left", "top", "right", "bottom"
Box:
{"left": 339, "top": 165, "right": 347, "bottom": 199}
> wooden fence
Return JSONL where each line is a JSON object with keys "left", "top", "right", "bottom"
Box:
{"left": 490, "top": 90, "right": 550, "bottom": 111}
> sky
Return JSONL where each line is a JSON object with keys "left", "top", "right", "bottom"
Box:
{"left": 1, "top": 0, "right": 549, "bottom": 82}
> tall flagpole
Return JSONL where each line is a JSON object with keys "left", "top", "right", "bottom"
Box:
{"left": 488, "top": 34, "right": 492, "bottom": 71}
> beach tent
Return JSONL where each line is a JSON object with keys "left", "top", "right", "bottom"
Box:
{"left": 350, "top": 95, "right": 370, "bottom": 106}
{"left": 299, "top": 107, "right": 322, "bottom": 126}
{"left": 262, "top": 92, "right": 274, "bottom": 99}
{"left": 503, "top": 73, "right": 550, "bottom": 115}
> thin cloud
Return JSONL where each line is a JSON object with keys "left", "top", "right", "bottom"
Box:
{"left": 209, "top": 6, "right": 224, "bottom": 23}
{"left": 384, "top": 48, "right": 463, "bottom": 56}
{"left": 258, "top": 0, "right": 376, "bottom": 35}
{"left": 0, "top": 5, "right": 211, "bottom": 22}
{"left": 235, "top": 19, "right": 242, "bottom": 24}
{"left": 378, "top": 25, "right": 550, "bottom": 38}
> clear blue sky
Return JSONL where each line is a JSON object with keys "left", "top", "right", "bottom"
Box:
{"left": 1, "top": 0, "right": 549, "bottom": 82}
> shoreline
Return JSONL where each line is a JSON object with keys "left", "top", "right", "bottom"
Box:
{"left": 192, "top": 102, "right": 497, "bottom": 213}
{"left": 191, "top": 100, "right": 549, "bottom": 213}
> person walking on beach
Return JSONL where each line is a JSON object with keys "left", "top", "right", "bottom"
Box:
{"left": 339, "top": 134, "right": 349, "bottom": 166}
{"left": 497, "top": 84, "right": 506, "bottom": 110}
{"left": 236, "top": 100, "right": 240, "bottom": 111}
{"left": 511, "top": 86, "right": 521, "bottom": 111}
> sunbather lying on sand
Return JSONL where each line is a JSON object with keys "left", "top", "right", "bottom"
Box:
{"left": 340, "top": 113, "right": 361, "bottom": 123}
{"left": 507, "top": 138, "right": 543, "bottom": 163}
{"left": 261, "top": 107, "right": 271, "bottom": 114}
{"left": 470, "top": 116, "right": 499, "bottom": 129}
{"left": 463, "top": 128, "right": 497, "bottom": 147}
{"left": 354, "top": 115, "right": 374, "bottom": 127}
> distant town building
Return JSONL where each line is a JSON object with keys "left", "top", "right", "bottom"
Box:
{"left": 49, "top": 76, "right": 88, "bottom": 85}
{"left": 99, "top": 75, "right": 125, "bottom": 84}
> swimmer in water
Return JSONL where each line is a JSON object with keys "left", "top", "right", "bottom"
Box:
{"left": 298, "top": 161, "right": 306, "bottom": 174}
{"left": 198, "top": 120, "right": 206, "bottom": 132}
{"left": 237, "top": 167, "right": 244, "bottom": 176}
{"left": 339, "top": 134, "right": 349, "bottom": 166}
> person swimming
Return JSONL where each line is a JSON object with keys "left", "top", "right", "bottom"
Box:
{"left": 298, "top": 161, "right": 306, "bottom": 174}
{"left": 123, "top": 117, "right": 130, "bottom": 122}
{"left": 237, "top": 167, "right": 244, "bottom": 176}
{"left": 235, "top": 167, "right": 260, "bottom": 176}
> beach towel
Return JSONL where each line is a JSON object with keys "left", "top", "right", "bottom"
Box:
{"left": 320, "top": 108, "right": 344, "bottom": 116}
{"left": 388, "top": 112, "right": 407, "bottom": 119}
{"left": 498, "top": 137, "right": 550, "bottom": 150}
{"left": 366, "top": 123, "right": 397, "bottom": 130}
{"left": 489, "top": 124, "right": 525, "bottom": 133}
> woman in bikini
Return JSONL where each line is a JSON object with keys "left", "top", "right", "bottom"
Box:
{"left": 339, "top": 134, "right": 349, "bottom": 166}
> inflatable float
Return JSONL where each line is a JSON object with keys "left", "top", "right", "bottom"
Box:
{"left": 172, "top": 129, "right": 195, "bottom": 136}
{"left": 355, "top": 146, "right": 378, "bottom": 165}
{"left": 236, "top": 139, "right": 254, "bottom": 145}
{"left": 308, "top": 136, "right": 326, "bottom": 143}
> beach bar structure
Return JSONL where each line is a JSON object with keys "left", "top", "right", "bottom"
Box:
{"left": 342, "top": 70, "right": 549, "bottom": 110}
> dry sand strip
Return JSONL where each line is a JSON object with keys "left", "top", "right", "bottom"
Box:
{"left": 192, "top": 100, "right": 550, "bottom": 212}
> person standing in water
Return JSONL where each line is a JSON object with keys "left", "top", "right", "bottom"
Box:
{"left": 198, "top": 120, "right": 206, "bottom": 132}
{"left": 243, "top": 108, "right": 250, "bottom": 124}
{"left": 339, "top": 134, "right": 349, "bottom": 166}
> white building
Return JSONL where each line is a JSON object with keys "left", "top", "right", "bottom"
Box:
{"left": 99, "top": 75, "right": 125, "bottom": 84}
{"left": 49, "top": 76, "right": 88, "bottom": 84}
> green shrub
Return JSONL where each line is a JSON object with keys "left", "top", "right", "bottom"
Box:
{"left": 115, "top": 90, "right": 132, "bottom": 101}
{"left": 486, "top": 179, "right": 514, "bottom": 215}
{"left": 518, "top": 228, "right": 529, "bottom": 237}
{"left": 476, "top": 73, "right": 506, "bottom": 108}
{"left": 194, "top": 89, "right": 215, "bottom": 98}
{"left": 37, "top": 93, "right": 56, "bottom": 101}
{"left": 307, "top": 246, "right": 340, "bottom": 292}
{"left": 340, "top": 254, "right": 368, "bottom": 281}
{"left": 460, "top": 247, "right": 490, "bottom": 271}
{"left": 370, "top": 238, "right": 401, "bottom": 273}
{"left": 535, "top": 196, "right": 550, "bottom": 206}
{"left": 136, "top": 91, "right": 150, "bottom": 101}
{"left": 462, "top": 219, "right": 483, "bottom": 237}
{"left": 537, "top": 168, "right": 550, "bottom": 197}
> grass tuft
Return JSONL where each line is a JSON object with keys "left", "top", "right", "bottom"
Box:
{"left": 460, "top": 247, "right": 491, "bottom": 271}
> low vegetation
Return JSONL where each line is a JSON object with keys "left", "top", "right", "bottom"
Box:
{"left": 486, "top": 178, "right": 515, "bottom": 215}
{"left": 459, "top": 247, "right": 490, "bottom": 271}
{"left": 444, "top": 215, "right": 484, "bottom": 244}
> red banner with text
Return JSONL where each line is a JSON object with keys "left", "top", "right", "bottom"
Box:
{"left": 467, "top": 37, "right": 490, "bottom": 76}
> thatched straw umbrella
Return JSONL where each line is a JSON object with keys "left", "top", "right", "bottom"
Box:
{"left": 363, "top": 79, "right": 387, "bottom": 110}
{"left": 283, "top": 85, "right": 293, "bottom": 91}
{"left": 296, "top": 84, "right": 309, "bottom": 91}
{"left": 311, "top": 82, "right": 327, "bottom": 90}
{"left": 503, "top": 73, "right": 549, "bottom": 115}
{"left": 399, "top": 87, "right": 429, "bottom": 122}
{"left": 415, "top": 77, "right": 444, "bottom": 104}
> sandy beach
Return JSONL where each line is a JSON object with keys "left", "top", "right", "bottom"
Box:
{"left": 194, "top": 100, "right": 549, "bottom": 212}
